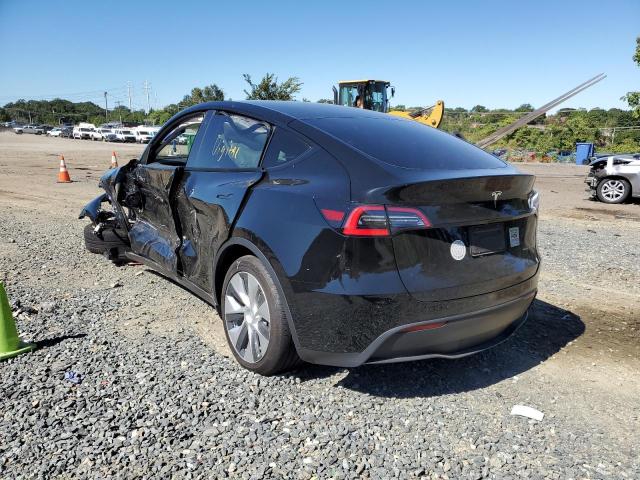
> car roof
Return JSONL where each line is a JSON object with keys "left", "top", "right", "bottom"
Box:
{"left": 180, "top": 100, "right": 386, "bottom": 124}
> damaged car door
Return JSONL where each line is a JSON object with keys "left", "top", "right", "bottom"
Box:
{"left": 127, "top": 113, "right": 205, "bottom": 273}
{"left": 171, "top": 112, "right": 269, "bottom": 292}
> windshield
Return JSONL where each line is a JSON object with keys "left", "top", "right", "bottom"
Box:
{"left": 365, "top": 82, "right": 387, "bottom": 112}
{"left": 338, "top": 82, "right": 387, "bottom": 112}
{"left": 308, "top": 116, "right": 507, "bottom": 170}
{"left": 121, "top": 130, "right": 132, "bottom": 134}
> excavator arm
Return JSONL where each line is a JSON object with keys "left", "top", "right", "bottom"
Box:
{"left": 388, "top": 100, "right": 445, "bottom": 128}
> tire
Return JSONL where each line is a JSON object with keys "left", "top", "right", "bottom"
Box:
{"left": 83, "top": 224, "right": 130, "bottom": 261}
{"left": 221, "top": 255, "right": 300, "bottom": 375}
{"left": 596, "top": 178, "right": 631, "bottom": 204}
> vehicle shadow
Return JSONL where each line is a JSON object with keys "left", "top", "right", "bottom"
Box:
{"left": 292, "top": 299, "right": 584, "bottom": 398}
{"left": 36, "top": 333, "right": 87, "bottom": 349}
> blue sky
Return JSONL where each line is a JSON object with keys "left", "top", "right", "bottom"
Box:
{"left": 0, "top": 0, "right": 638, "bottom": 111}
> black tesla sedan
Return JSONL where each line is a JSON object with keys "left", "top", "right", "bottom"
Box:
{"left": 80, "top": 101, "right": 540, "bottom": 375}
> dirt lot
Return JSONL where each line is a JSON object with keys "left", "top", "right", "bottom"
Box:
{"left": 1, "top": 130, "right": 638, "bottom": 478}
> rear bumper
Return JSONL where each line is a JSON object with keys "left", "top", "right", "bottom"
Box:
{"left": 298, "top": 289, "right": 535, "bottom": 367}
{"left": 290, "top": 269, "right": 538, "bottom": 367}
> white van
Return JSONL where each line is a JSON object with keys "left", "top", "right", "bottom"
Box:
{"left": 73, "top": 123, "right": 96, "bottom": 140}
{"left": 133, "top": 127, "right": 155, "bottom": 144}
{"left": 113, "top": 128, "right": 136, "bottom": 143}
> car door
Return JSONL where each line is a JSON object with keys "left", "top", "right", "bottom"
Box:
{"left": 171, "top": 111, "right": 270, "bottom": 293}
{"left": 127, "top": 112, "right": 206, "bottom": 274}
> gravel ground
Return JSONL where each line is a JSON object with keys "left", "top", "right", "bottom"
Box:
{"left": 1, "top": 133, "right": 639, "bottom": 479}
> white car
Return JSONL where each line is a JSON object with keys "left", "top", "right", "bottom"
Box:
{"left": 134, "top": 129, "right": 155, "bottom": 144}
{"left": 48, "top": 127, "right": 63, "bottom": 137}
{"left": 90, "top": 127, "right": 114, "bottom": 141}
{"left": 73, "top": 127, "right": 93, "bottom": 140}
{"left": 113, "top": 129, "right": 136, "bottom": 143}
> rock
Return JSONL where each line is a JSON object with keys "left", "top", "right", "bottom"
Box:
{"left": 39, "top": 301, "right": 57, "bottom": 313}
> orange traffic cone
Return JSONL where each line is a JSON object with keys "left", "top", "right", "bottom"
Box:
{"left": 110, "top": 151, "right": 118, "bottom": 169}
{"left": 57, "top": 155, "right": 72, "bottom": 183}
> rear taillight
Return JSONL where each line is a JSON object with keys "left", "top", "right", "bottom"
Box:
{"left": 386, "top": 207, "right": 430, "bottom": 230}
{"left": 319, "top": 204, "right": 431, "bottom": 237}
{"left": 343, "top": 206, "right": 389, "bottom": 236}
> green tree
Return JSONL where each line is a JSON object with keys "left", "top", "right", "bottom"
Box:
{"left": 471, "top": 105, "right": 488, "bottom": 113}
{"left": 622, "top": 37, "right": 640, "bottom": 118}
{"left": 179, "top": 84, "right": 224, "bottom": 107}
{"left": 317, "top": 98, "right": 334, "bottom": 104}
{"left": 243, "top": 73, "right": 302, "bottom": 100}
{"left": 515, "top": 103, "right": 534, "bottom": 112}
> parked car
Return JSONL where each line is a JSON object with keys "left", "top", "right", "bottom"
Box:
{"left": 491, "top": 148, "right": 507, "bottom": 158}
{"left": 585, "top": 154, "right": 640, "bottom": 203}
{"left": 21, "top": 124, "right": 45, "bottom": 135}
{"left": 73, "top": 126, "right": 93, "bottom": 140}
{"left": 90, "top": 127, "right": 115, "bottom": 141}
{"left": 80, "top": 101, "right": 540, "bottom": 375}
{"left": 60, "top": 126, "right": 74, "bottom": 138}
{"left": 47, "top": 127, "right": 63, "bottom": 137}
{"left": 133, "top": 128, "right": 155, "bottom": 144}
{"left": 113, "top": 128, "right": 137, "bottom": 143}
{"left": 12, "top": 125, "right": 24, "bottom": 134}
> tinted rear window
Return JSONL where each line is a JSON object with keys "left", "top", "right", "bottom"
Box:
{"left": 308, "top": 117, "right": 506, "bottom": 170}
{"left": 262, "top": 127, "right": 311, "bottom": 168}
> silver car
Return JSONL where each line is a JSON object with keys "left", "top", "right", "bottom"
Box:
{"left": 586, "top": 154, "right": 640, "bottom": 204}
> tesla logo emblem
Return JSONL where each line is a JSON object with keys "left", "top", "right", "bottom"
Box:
{"left": 450, "top": 240, "right": 466, "bottom": 261}
{"left": 491, "top": 191, "right": 503, "bottom": 207}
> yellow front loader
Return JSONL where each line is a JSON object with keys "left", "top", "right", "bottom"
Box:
{"left": 332, "top": 79, "right": 444, "bottom": 128}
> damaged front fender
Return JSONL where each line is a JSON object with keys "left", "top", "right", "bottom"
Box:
{"left": 78, "top": 159, "right": 138, "bottom": 229}
{"left": 78, "top": 193, "right": 108, "bottom": 223}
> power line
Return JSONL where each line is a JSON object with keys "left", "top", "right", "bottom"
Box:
{"left": 0, "top": 86, "right": 129, "bottom": 103}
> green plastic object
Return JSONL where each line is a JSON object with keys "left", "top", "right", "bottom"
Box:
{"left": 0, "top": 282, "right": 36, "bottom": 360}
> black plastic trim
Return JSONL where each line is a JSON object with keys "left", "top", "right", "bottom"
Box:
{"left": 296, "top": 289, "right": 536, "bottom": 367}
{"left": 125, "top": 252, "right": 216, "bottom": 306}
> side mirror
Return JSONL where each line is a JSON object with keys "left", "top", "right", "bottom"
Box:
{"left": 391, "top": 87, "right": 395, "bottom": 98}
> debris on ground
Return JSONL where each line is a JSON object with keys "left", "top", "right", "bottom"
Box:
{"left": 39, "top": 301, "right": 57, "bottom": 313}
{"left": 511, "top": 405, "right": 544, "bottom": 421}
{"left": 64, "top": 371, "right": 83, "bottom": 384}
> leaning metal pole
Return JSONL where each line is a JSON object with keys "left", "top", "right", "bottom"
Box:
{"left": 476, "top": 73, "right": 606, "bottom": 149}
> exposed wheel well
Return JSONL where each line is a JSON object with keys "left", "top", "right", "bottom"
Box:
{"left": 600, "top": 175, "right": 631, "bottom": 185}
{"left": 214, "top": 244, "right": 254, "bottom": 307}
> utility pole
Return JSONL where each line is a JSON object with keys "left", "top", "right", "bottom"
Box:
{"left": 127, "top": 81, "right": 133, "bottom": 111}
{"left": 104, "top": 91, "right": 108, "bottom": 120}
{"left": 115, "top": 101, "right": 122, "bottom": 124}
{"left": 143, "top": 80, "right": 151, "bottom": 114}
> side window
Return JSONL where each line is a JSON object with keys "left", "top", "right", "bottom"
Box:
{"left": 261, "top": 128, "right": 311, "bottom": 168}
{"left": 189, "top": 113, "right": 269, "bottom": 169}
{"left": 152, "top": 114, "right": 205, "bottom": 164}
